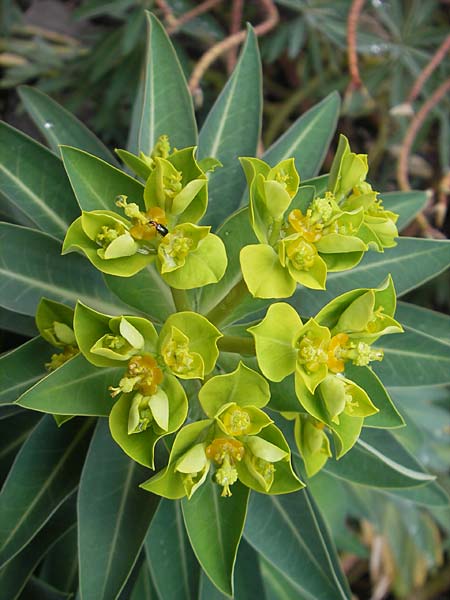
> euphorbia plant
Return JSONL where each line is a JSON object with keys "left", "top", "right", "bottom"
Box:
{"left": 0, "top": 13, "right": 449, "bottom": 600}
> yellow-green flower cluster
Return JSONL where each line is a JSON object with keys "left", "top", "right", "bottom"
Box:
{"left": 62, "top": 136, "right": 227, "bottom": 289}
{"left": 239, "top": 135, "right": 398, "bottom": 298}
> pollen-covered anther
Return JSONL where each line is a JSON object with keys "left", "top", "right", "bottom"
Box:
{"left": 45, "top": 346, "right": 78, "bottom": 372}
{"left": 298, "top": 335, "right": 328, "bottom": 373}
{"left": 95, "top": 224, "right": 124, "bottom": 248}
{"left": 215, "top": 456, "right": 239, "bottom": 497}
{"left": 163, "top": 338, "right": 194, "bottom": 374}
{"left": 220, "top": 406, "right": 251, "bottom": 436}
{"left": 160, "top": 232, "right": 193, "bottom": 266}
{"left": 206, "top": 437, "right": 245, "bottom": 464}
{"left": 343, "top": 341, "right": 384, "bottom": 367}
{"left": 252, "top": 456, "right": 275, "bottom": 486}
{"left": 287, "top": 238, "right": 317, "bottom": 271}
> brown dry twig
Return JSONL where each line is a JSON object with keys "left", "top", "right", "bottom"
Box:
{"left": 188, "top": 0, "right": 279, "bottom": 96}
{"left": 226, "top": 0, "right": 245, "bottom": 73}
{"left": 167, "top": 0, "right": 223, "bottom": 35}
{"left": 397, "top": 78, "right": 450, "bottom": 192}
{"left": 408, "top": 34, "right": 450, "bottom": 103}
{"left": 347, "top": 0, "right": 365, "bottom": 90}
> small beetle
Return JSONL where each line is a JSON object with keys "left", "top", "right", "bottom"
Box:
{"left": 148, "top": 220, "right": 169, "bottom": 237}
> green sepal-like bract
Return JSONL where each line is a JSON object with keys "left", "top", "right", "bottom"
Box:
{"left": 109, "top": 373, "right": 188, "bottom": 469}
{"left": 328, "top": 134, "right": 368, "bottom": 201}
{"left": 236, "top": 424, "right": 304, "bottom": 494}
{"left": 294, "top": 415, "right": 332, "bottom": 478}
{"left": 73, "top": 302, "right": 158, "bottom": 368}
{"left": 315, "top": 275, "right": 403, "bottom": 343}
{"left": 140, "top": 420, "right": 213, "bottom": 499}
{"left": 199, "top": 362, "right": 270, "bottom": 418}
{"left": 62, "top": 211, "right": 155, "bottom": 277}
{"left": 159, "top": 311, "right": 222, "bottom": 378}
{"left": 144, "top": 147, "right": 207, "bottom": 225}
{"left": 157, "top": 223, "right": 227, "bottom": 289}
{"left": 35, "top": 298, "right": 76, "bottom": 348}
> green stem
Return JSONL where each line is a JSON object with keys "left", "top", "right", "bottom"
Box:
{"left": 205, "top": 278, "right": 249, "bottom": 327}
{"left": 217, "top": 335, "right": 255, "bottom": 356}
{"left": 170, "top": 287, "right": 192, "bottom": 312}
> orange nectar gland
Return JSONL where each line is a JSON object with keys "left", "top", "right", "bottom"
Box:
{"left": 206, "top": 438, "right": 245, "bottom": 497}
{"left": 220, "top": 406, "right": 252, "bottom": 436}
{"left": 327, "top": 333, "right": 349, "bottom": 373}
{"left": 288, "top": 209, "right": 322, "bottom": 243}
{"left": 109, "top": 354, "right": 163, "bottom": 398}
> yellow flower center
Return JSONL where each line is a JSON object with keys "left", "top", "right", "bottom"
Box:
{"left": 162, "top": 338, "right": 194, "bottom": 374}
{"left": 109, "top": 354, "right": 163, "bottom": 398}
{"left": 205, "top": 438, "right": 245, "bottom": 497}
{"left": 286, "top": 238, "right": 317, "bottom": 271}
{"left": 221, "top": 406, "right": 251, "bottom": 435}
{"left": 297, "top": 334, "right": 328, "bottom": 373}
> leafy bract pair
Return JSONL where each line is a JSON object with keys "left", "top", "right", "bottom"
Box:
{"left": 239, "top": 135, "right": 399, "bottom": 298}
{"left": 249, "top": 276, "right": 403, "bottom": 475}
{"left": 62, "top": 137, "right": 227, "bottom": 289}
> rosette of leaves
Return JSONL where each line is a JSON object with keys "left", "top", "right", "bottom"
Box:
{"left": 0, "top": 11, "right": 449, "bottom": 600}
{"left": 62, "top": 135, "right": 227, "bottom": 288}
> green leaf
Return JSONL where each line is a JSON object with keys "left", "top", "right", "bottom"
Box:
{"left": 324, "top": 428, "right": 435, "bottom": 488}
{"left": 182, "top": 477, "right": 249, "bottom": 596}
{"left": 373, "top": 327, "right": 450, "bottom": 387}
{"left": 0, "top": 337, "right": 54, "bottom": 406}
{"left": 16, "top": 354, "right": 122, "bottom": 417}
{"left": 18, "top": 576, "right": 72, "bottom": 600}
{"left": 344, "top": 365, "right": 405, "bottom": 428}
{"left": 199, "top": 27, "right": 262, "bottom": 229}
{"left": 18, "top": 86, "right": 118, "bottom": 166}
{"left": 145, "top": 499, "right": 199, "bottom": 599}
{"left": 0, "top": 308, "right": 37, "bottom": 337}
{"left": 138, "top": 13, "right": 197, "bottom": 155}
{"left": 396, "top": 301, "right": 450, "bottom": 345}
{"left": 0, "top": 416, "right": 92, "bottom": 568}
{"left": 263, "top": 92, "right": 341, "bottom": 180}
{"left": 0, "top": 122, "right": 79, "bottom": 240}
{"left": 199, "top": 539, "right": 265, "bottom": 600}
{"left": 381, "top": 190, "right": 428, "bottom": 231}
{"left": 0, "top": 410, "right": 42, "bottom": 486}
{"left": 0, "top": 222, "right": 132, "bottom": 317}
{"left": 78, "top": 420, "right": 160, "bottom": 600}
{"left": 105, "top": 264, "right": 175, "bottom": 324}
{"left": 293, "top": 237, "right": 450, "bottom": 316}
{"left": 130, "top": 561, "right": 158, "bottom": 600}
{"left": 39, "top": 527, "right": 78, "bottom": 594}
{"left": 60, "top": 146, "right": 144, "bottom": 212}
{"left": 0, "top": 497, "right": 76, "bottom": 600}
{"left": 244, "top": 488, "right": 351, "bottom": 600}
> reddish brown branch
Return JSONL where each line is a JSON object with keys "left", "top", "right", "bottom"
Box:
{"left": 226, "top": 0, "right": 245, "bottom": 73}
{"left": 408, "top": 35, "right": 450, "bottom": 103}
{"left": 167, "top": 0, "right": 223, "bottom": 34}
{"left": 397, "top": 78, "right": 450, "bottom": 191}
{"left": 188, "top": 0, "right": 279, "bottom": 95}
{"left": 347, "top": 0, "right": 365, "bottom": 90}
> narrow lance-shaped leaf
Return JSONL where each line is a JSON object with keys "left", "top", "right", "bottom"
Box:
{"left": 263, "top": 92, "right": 341, "bottom": 181}
{"left": 61, "top": 146, "right": 144, "bottom": 212}
{"left": 145, "top": 499, "right": 199, "bottom": 600}
{"left": 17, "top": 354, "right": 122, "bottom": 417}
{"left": 182, "top": 478, "right": 249, "bottom": 596}
{"left": 381, "top": 190, "right": 428, "bottom": 231}
{"left": 18, "top": 86, "right": 118, "bottom": 166}
{"left": 0, "top": 222, "right": 132, "bottom": 317}
{"left": 78, "top": 419, "right": 160, "bottom": 600}
{"left": 244, "top": 488, "right": 351, "bottom": 600}
{"left": 0, "top": 122, "right": 79, "bottom": 240}
{"left": 0, "top": 496, "right": 76, "bottom": 600}
{"left": 0, "top": 410, "right": 42, "bottom": 487}
{"left": 0, "top": 337, "right": 54, "bottom": 406}
{"left": 0, "top": 416, "right": 92, "bottom": 568}
{"left": 138, "top": 13, "right": 197, "bottom": 155}
{"left": 396, "top": 301, "right": 450, "bottom": 345}
{"left": 199, "top": 26, "right": 262, "bottom": 229}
